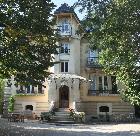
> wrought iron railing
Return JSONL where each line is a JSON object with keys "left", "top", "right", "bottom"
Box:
{"left": 88, "top": 90, "right": 119, "bottom": 96}
{"left": 87, "top": 57, "right": 101, "bottom": 67}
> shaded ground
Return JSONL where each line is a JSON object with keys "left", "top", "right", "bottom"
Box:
{"left": 0, "top": 118, "right": 140, "bottom": 136}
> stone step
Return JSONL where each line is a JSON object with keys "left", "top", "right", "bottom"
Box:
{"left": 53, "top": 117, "right": 73, "bottom": 121}
{"left": 54, "top": 120, "right": 75, "bottom": 124}
{"left": 58, "top": 108, "right": 70, "bottom": 112}
{"left": 50, "top": 108, "right": 74, "bottom": 123}
{"left": 55, "top": 112, "right": 70, "bottom": 116}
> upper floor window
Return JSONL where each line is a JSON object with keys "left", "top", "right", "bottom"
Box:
{"left": 60, "top": 43, "right": 70, "bottom": 54}
{"left": 87, "top": 49, "right": 99, "bottom": 65}
{"left": 60, "top": 61, "right": 68, "bottom": 72}
{"left": 59, "top": 19, "right": 71, "bottom": 35}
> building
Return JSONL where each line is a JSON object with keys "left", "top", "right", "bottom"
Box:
{"left": 4, "top": 3, "right": 135, "bottom": 121}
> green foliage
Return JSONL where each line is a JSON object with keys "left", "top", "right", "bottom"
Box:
{"left": 69, "top": 108, "right": 85, "bottom": 123}
{"left": 8, "top": 95, "right": 15, "bottom": 112}
{"left": 41, "top": 112, "right": 53, "bottom": 121}
{"left": 76, "top": 0, "right": 140, "bottom": 105}
{"left": 0, "top": 79, "right": 4, "bottom": 114}
{"left": 0, "top": 0, "right": 58, "bottom": 86}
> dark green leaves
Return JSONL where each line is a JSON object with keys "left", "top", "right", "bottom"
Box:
{"left": 0, "top": 0, "right": 58, "bottom": 86}
{"left": 77, "top": 0, "right": 140, "bottom": 105}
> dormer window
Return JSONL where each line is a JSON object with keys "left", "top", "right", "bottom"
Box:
{"left": 60, "top": 43, "right": 70, "bottom": 54}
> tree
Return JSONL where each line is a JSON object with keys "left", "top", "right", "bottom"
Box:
{"left": 76, "top": 0, "right": 140, "bottom": 105}
{"left": 0, "top": 0, "right": 58, "bottom": 86}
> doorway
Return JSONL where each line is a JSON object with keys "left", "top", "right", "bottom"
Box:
{"left": 59, "top": 85, "right": 69, "bottom": 108}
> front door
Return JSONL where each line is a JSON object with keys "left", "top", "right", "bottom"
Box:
{"left": 59, "top": 85, "right": 69, "bottom": 108}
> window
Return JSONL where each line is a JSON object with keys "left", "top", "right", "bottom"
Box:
{"left": 38, "top": 85, "right": 43, "bottom": 94}
{"left": 88, "top": 49, "right": 99, "bottom": 64}
{"left": 60, "top": 43, "right": 70, "bottom": 54}
{"left": 99, "top": 76, "right": 108, "bottom": 91}
{"left": 25, "top": 85, "right": 35, "bottom": 94}
{"left": 25, "top": 105, "right": 33, "bottom": 111}
{"left": 62, "top": 22, "right": 69, "bottom": 33}
{"left": 99, "top": 106, "right": 109, "bottom": 112}
{"left": 89, "top": 76, "right": 96, "bottom": 90}
{"left": 104, "top": 76, "right": 108, "bottom": 90}
{"left": 60, "top": 61, "right": 68, "bottom": 72}
{"left": 99, "top": 76, "right": 103, "bottom": 90}
{"left": 111, "top": 76, "right": 117, "bottom": 93}
{"left": 59, "top": 19, "right": 71, "bottom": 35}
{"left": 89, "top": 76, "right": 96, "bottom": 94}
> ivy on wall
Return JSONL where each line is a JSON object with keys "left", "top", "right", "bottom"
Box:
{"left": 8, "top": 96, "right": 15, "bottom": 112}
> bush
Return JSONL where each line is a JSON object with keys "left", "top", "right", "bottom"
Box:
{"left": 8, "top": 96, "right": 15, "bottom": 112}
{"left": 41, "top": 112, "right": 52, "bottom": 121}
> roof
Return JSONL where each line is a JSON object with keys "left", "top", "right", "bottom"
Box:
{"left": 54, "top": 3, "right": 74, "bottom": 14}
{"left": 54, "top": 3, "right": 80, "bottom": 23}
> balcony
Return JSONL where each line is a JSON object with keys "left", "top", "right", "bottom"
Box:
{"left": 87, "top": 57, "right": 101, "bottom": 68}
{"left": 16, "top": 85, "right": 44, "bottom": 95}
{"left": 57, "top": 25, "right": 72, "bottom": 36}
{"left": 88, "top": 90, "right": 119, "bottom": 96}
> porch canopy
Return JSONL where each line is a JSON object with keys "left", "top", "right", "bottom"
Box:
{"left": 47, "top": 74, "right": 87, "bottom": 81}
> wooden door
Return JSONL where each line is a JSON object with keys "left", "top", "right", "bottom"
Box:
{"left": 59, "top": 85, "right": 69, "bottom": 108}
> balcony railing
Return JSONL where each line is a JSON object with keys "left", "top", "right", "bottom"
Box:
{"left": 16, "top": 85, "right": 44, "bottom": 95}
{"left": 87, "top": 57, "right": 101, "bottom": 68}
{"left": 88, "top": 90, "right": 119, "bottom": 96}
{"left": 57, "top": 26, "right": 72, "bottom": 36}
{"left": 16, "top": 89, "right": 44, "bottom": 95}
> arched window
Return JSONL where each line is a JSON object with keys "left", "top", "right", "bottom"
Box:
{"left": 99, "top": 106, "right": 109, "bottom": 112}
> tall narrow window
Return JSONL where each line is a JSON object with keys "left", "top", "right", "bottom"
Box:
{"left": 111, "top": 76, "right": 117, "bottom": 94}
{"left": 89, "top": 76, "right": 96, "bottom": 94}
{"left": 31, "top": 86, "right": 34, "bottom": 93}
{"left": 60, "top": 19, "right": 71, "bottom": 35}
{"left": 104, "top": 76, "right": 108, "bottom": 90}
{"left": 65, "top": 62, "right": 68, "bottom": 72}
{"left": 60, "top": 61, "right": 69, "bottom": 72}
{"left": 61, "top": 62, "right": 64, "bottom": 72}
{"left": 99, "top": 76, "right": 103, "bottom": 90}
{"left": 26, "top": 85, "right": 30, "bottom": 93}
{"left": 89, "top": 76, "right": 96, "bottom": 90}
{"left": 38, "top": 85, "right": 43, "bottom": 94}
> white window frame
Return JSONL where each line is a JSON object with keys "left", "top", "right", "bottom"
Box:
{"left": 88, "top": 49, "right": 99, "bottom": 64}
{"left": 60, "top": 61, "right": 69, "bottom": 73}
{"left": 89, "top": 75, "right": 97, "bottom": 91}
{"left": 59, "top": 19, "right": 71, "bottom": 35}
{"left": 98, "top": 76, "right": 108, "bottom": 90}
{"left": 60, "top": 43, "right": 70, "bottom": 54}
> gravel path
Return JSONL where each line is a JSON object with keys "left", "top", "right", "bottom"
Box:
{"left": 0, "top": 118, "right": 140, "bottom": 136}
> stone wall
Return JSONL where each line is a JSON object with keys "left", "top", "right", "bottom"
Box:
{"left": 76, "top": 101, "right": 134, "bottom": 120}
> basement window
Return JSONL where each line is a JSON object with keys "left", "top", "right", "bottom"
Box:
{"left": 25, "top": 105, "right": 33, "bottom": 111}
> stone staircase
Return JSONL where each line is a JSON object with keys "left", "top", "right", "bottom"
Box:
{"left": 52, "top": 108, "right": 75, "bottom": 124}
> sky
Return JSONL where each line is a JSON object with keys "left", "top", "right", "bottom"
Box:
{"left": 52, "top": 0, "right": 85, "bottom": 20}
